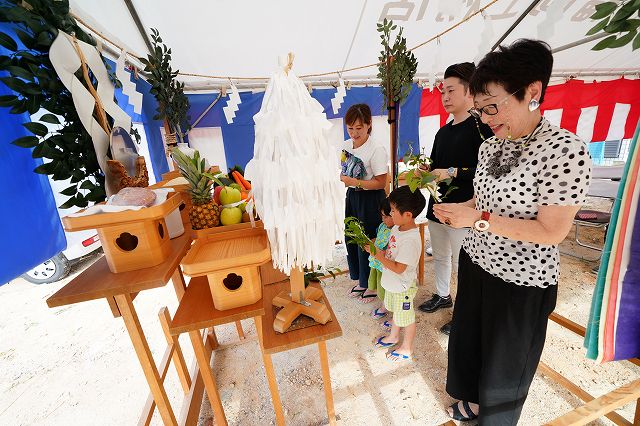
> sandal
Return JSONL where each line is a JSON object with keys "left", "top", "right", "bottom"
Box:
{"left": 380, "top": 320, "right": 392, "bottom": 332}
{"left": 371, "top": 307, "right": 387, "bottom": 319}
{"left": 448, "top": 401, "right": 478, "bottom": 422}
{"left": 359, "top": 292, "right": 378, "bottom": 304}
{"left": 386, "top": 350, "right": 411, "bottom": 362}
{"left": 349, "top": 285, "right": 366, "bottom": 298}
{"left": 373, "top": 336, "right": 396, "bottom": 349}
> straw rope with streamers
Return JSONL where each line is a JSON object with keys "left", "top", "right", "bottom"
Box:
{"left": 71, "top": 0, "right": 500, "bottom": 82}
{"left": 70, "top": 34, "right": 112, "bottom": 135}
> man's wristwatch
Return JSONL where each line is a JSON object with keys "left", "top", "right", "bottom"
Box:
{"left": 474, "top": 211, "right": 490, "bottom": 232}
{"left": 447, "top": 167, "right": 456, "bottom": 178}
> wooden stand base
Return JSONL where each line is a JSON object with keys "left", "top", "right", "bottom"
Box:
{"left": 272, "top": 286, "right": 331, "bottom": 333}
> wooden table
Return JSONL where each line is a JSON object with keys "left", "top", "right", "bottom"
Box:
{"left": 168, "top": 275, "right": 265, "bottom": 426}
{"left": 47, "top": 234, "right": 195, "bottom": 425}
{"left": 167, "top": 277, "right": 342, "bottom": 425}
{"left": 260, "top": 280, "right": 342, "bottom": 425}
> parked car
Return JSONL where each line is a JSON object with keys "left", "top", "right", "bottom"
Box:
{"left": 21, "top": 228, "right": 101, "bottom": 284}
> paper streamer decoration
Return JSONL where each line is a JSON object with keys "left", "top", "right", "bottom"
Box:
{"left": 49, "top": 31, "right": 131, "bottom": 181}
{"left": 331, "top": 78, "right": 347, "bottom": 114}
{"left": 223, "top": 82, "right": 241, "bottom": 124}
{"left": 115, "top": 50, "right": 143, "bottom": 114}
{"left": 244, "top": 56, "right": 345, "bottom": 274}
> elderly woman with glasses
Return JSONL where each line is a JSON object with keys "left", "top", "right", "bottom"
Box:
{"left": 432, "top": 39, "right": 592, "bottom": 424}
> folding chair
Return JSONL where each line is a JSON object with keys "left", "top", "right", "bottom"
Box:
{"left": 570, "top": 165, "right": 623, "bottom": 259}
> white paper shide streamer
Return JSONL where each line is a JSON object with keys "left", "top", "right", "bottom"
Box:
{"left": 115, "top": 50, "right": 143, "bottom": 114}
{"left": 223, "top": 82, "right": 241, "bottom": 124}
{"left": 331, "top": 78, "right": 347, "bottom": 114}
{"left": 244, "top": 56, "right": 345, "bottom": 274}
{"left": 49, "top": 31, "right": 131, "bottom": 181}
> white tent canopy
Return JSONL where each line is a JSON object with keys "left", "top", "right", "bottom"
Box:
{"left": 70, "top": 0, "right": 640, "bottom": 90}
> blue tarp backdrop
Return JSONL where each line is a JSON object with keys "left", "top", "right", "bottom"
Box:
{"left": 185, "top": 83, "right": 422, "bottom": 170}
{"left": 0, "top": 40, "right": 66, "bottom": 285}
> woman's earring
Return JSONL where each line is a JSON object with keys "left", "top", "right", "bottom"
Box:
{"left": 506, "top": 123, "right": 512, "bottom": 140}
{"left": 528, "top": 98, "right": 540, "bottom": 112}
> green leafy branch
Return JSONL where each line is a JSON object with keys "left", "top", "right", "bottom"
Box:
{"left": 587, "top": 0, "right": 640, "bottom": 51}
{"left": 376, "top": 19, "right": 418, "bottom": 108}
{"left": 139, "top": 28, "right": 190, "bottom": 142}
{"left": 303, "top": 265, "right": 342, "bottom": 288}
{"left": 344, "top": 216, "right": 376, "bottom": 255}
{"left": 0, "top": 0, "right": 110, "bottom": 208}
{"left": 402, "top": 146, "right": 456, "bottom": 203}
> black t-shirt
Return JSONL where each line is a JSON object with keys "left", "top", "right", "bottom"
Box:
{"left": 426, "top": 115, "right": 492, "bottom": 223}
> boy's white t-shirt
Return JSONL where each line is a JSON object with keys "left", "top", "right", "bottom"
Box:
{"left": 342, "top": 136, "right": 388, "bottom": 183}
{"left": 380, "top": 225, "right": 422, "bottom": 293}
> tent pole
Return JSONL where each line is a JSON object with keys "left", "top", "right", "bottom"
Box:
{"left": 490, "top": 0, "right": 542, "bottom": 52}
{"left": 552, "top": 33, "right": 611, "bottom": 54}
{"left": 123, "top": 0, "right": 153, "bottom": 55}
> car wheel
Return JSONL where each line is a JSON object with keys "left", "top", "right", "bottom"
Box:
{"left": 21, "top": 253, "right": 71, "bottom": 284}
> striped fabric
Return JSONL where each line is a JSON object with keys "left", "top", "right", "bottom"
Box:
{"left": 585, "top": 121, "right": 640, "bottom": 362}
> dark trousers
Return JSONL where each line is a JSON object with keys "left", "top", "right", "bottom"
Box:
{"left": 447, "top": 249, "right": 557, "bottom": 425}
{"left": 345, "top": 188, "right": 386, "bottom": 289}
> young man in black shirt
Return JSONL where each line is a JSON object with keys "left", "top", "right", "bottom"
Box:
{"left": 417, "top": 63, "right": 492, "bottom": 335}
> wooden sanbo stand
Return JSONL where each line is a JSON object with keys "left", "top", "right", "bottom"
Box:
{"left": 272, "top": 267, "right": 330, "bottom": 333}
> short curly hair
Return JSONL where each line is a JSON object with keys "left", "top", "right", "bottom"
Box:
{"left": 470, "top": 39, "right": 553, "bottom": 104}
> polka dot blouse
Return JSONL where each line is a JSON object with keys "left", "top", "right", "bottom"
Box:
{"left": 463, "top": 118, "right": 592, "bottom": 288}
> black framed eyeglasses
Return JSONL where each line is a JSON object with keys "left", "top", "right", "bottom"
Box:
{"left": 468, "top": 88, "right": 522, "bottom": 119}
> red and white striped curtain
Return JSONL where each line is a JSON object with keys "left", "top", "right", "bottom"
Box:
{"left": 418, "top": 78, "right": 640, "bottom": 154}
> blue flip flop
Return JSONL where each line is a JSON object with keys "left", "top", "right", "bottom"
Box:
{"left": 380, "top": 320, "right": 392, "bottom": 331}
{"left": 371, "top": 307, "right": 388, "bottom": 319}
{"left": 387, "top": 350, "right": 411, "bottom": 362}
{"left": 374, "top": 336, "right": 396, "bottom": 349}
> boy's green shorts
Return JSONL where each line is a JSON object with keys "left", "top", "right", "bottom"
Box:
{"left": 384, "top": 286, "right": 417, "bottom": 327}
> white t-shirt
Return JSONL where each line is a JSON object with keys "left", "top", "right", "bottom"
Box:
{"left": 381, "top": 226, "right": 422, "bottom": 293}
{"left": 342, "top": 136, "right": 388, "bottom": 184}
{"left": 463, "top": 119, "right": 592, "bottom": 288}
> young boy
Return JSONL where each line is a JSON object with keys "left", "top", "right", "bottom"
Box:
{"left": 366, "top": 185, "right": 426, "bottom": 361}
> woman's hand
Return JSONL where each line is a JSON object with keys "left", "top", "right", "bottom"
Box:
{"left": 432, "top": 203, "right": 481, "bottom": 228}
{"left": 430, "top": 168, "right": 450, "bottom": 182}
{"left": 340, "top": 175, "right": 355, "bottom": 187}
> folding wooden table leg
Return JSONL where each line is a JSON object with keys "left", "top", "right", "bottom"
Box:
{"left": 318, "top": 341, "right": 336, "bottom": 425}
{"left": 159, "top": 307, "right": 191, "bottom": 393}
{"left": 188, "top": 330, "right": 228, "bottom": 426}
{"left": 254, "top": 316, "right": 285, "bottom": 426}
{"left": 235, "top": 320, "right": 245, "bottom": 340}
{"left": 114, "top": 293, "right": 177, "bottom": 426}
{"left": 171, "top": 268, "right": 187, "bottom": 299}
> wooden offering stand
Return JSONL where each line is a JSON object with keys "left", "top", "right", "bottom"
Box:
{"left": 62, "top": 191, "right": 183, "bottom": 273}
{"left": 181, "top": 225, "right": 271, "bottom": 310}
{"left": 272, "top": 267, "right": 331, "bottom": 333}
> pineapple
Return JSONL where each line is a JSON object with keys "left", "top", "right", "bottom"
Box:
{"left": 171, "top": 148, "right": 220, "bottom": 229}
